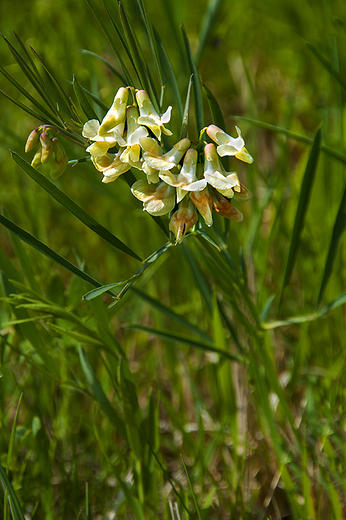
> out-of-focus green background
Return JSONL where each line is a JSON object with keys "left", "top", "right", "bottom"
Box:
{"left": 1, "top": 0, "right": 346, "bottom": 519}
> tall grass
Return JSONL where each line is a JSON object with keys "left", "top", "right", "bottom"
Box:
{"left": 0, "top": 0, "right": 346, "bottom": 519}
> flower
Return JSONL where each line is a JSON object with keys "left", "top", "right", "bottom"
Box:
{"left": 204, "top": 143, "right": 241, "bottom": 198}
{"left": 190, "top": 187, "right": 213, "bottom": 227}
{"left": 169, "top": 198, "right": 198, "bottom": 243}
{"left": 141, "top": 137, "right": 190, "bottom": 171}
{"left": 136, "top": 90, "right": 172, "bottom": 140}
{"left": 206, "top": 124, "right": 253, "bottom": 164}
{"left": 83, "top": 119, "right": 124, "bottom": 157}
{"left": 116, "top": 106, "right": 149, "bottom": 165}
{"left": 159, "top": 148, "right": 207, "bottom": 203}
{"left": 92, "top": 151, "right": 131, "bottom": 183}
{"left": 131, "top": 179, "right": 175, "bottom": 216}
{"left": 212, "top": 192, "right": 244, "bottom": 222}
{"left": 98, "top": 87, "right": 129, "bottom": 136}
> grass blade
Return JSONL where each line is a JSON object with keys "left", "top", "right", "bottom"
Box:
{"left": 128, "top": 324, "right": 244, "bottom": 363}
{"left": 181, "top": 456, "right": 202, "bottom": 520}
{"left": 180, "top": 75, "right": 193, "bottom": 139}
{"left": 195, "top": 0, "right": 222, "bottom": 65}
{"left": 181, "top": 24, "right": 204, "bottom": 135}
{"left": 154, "top": 28, "right": 183, "bottom": 120}
{"left": 6, "top": 393, "right": 23, "bottom": 475}
{"left": 280, "top": 127, "right": 322, "bottom": 303}
{"left": 317, "top": 184, "right": 346, "bottom": 306}
{"left": 11, "top": 152, "right": 142, "bottom": 262}
{"left": 306, "top": 41, "right": 346, "bottom": 92}
{"left": 79, "top": 347, "right": 127, "bottom": 439}
{"left": 80, "top": 49, "right": 127, "bottom": 83}
{"left": 317, "top": 292, "right": 346, "bottom": 318}
{"left": 0, "top": 464, "right": 26, "bottom": 520}
{"left": 73, "top": 75, "right": 99, "bottom": 121}
{"left": 135, "top": 0, "right": 163, "bottom": 89}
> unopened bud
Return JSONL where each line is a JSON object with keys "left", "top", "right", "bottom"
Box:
{"left": 40, "top": 131, "right": 53, "bottom": 164}
{"left": 31, "top": 148, "right": 42, "bottom": 168}
{"left": 190, "top": 187, "right": 213, "bottom": 227}
{"left": 25, "top": 129, "right": 39, "bottom": 153}
{"left": 50, "top": 137, "right": 68, "bottom": 178}
{"left": 212, "top": 192, "right": 244, "bottom": 222}
{"left": 169, "top": 199, "right": 198, "bottom": 244}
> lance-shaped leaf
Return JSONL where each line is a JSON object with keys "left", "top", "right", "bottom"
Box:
{"left": 11, "top": 152, "right": 142, "bottom": 262}
{"left": 279, "top": 127, "right": 322, "bottom": 305}
{"left": 80, "top": 49, "right": 127, "bottom": 84}
{"left": 181, "top": 24, "right": 204, "bottom": 135}
{"left": 180, "top": 75, "right": 193, "bottom": 139}
{"left": 195, "top": 0, "right": 223, "bottom": 65}
{"left": 317, "top": 184, "right": 346, "bottom": 306}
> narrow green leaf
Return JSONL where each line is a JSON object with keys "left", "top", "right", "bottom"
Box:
{"left": 80, "top": 49, "right": 127, "bottom": 84}
{"left": 182, "top": 242, "right": 212, "bottom": 312}
{"left": 3, "top": 35, "right": 57, "bottom": 114}
{"left": 317, "top": 292, "right": 346, "bottom": 318}
{"left": 135, "top": 0, "right": 163, "bottom": 88}
{"left": 73, "top": 75, "right": 99, "bottom": 121}
{"left": 79, "top": 347, "right": 127, "bottom": 439}
{"left": 85, "top": 0, "right": 134, "bottom": 85}
{"left": 181, "top": 24, "right": 204, "bottom": 135}
{"left": 6, "top": 393, "right": 23, "bottom": 475}
{"left": 119, "top": 1, "right": 157, "bottom": 104}
{"left": 0, "top": 214, "right": 115, "bottom": 296}
{"left": 202, "top": 83, "right": 225, "bottom": 129}
{"left": 11, "top": 152, "right": 142, "bottom": 262}
{"left": 128, "top": 324, "right": 244, "bottom": 363}
{"left": 83, "top": 274, "right": 142, "bottom": 301}
{"left": 280, "top": 127, "right": 322, "bottom": 299}
{"left": 0, "top": 464, "right": 26, "bottom": 520}
{"left": 0, "top": 87, "right": 60, "bottom": 126}
{"left": 306, "top": 41, "right": 346, "bottom": 92}
{"left": 195, "top": 0, "right": 222, "bottom": 64}
{"left": 317, "top": 185, "right": 346, "bottom": 305}
{"left": 180, "top": 75, "right": 193, "bottom": 139}
{"left": 181, "top": 456, "right": 203, "bottom": 520}
{"left": 260, "top": 294, "right": 276, "bottom": 323}
{"left": 154, "top": 28, "right": 183, "bottom": 120}
{"left": 130, "top": 286, "right": 213, "bottom": 342}
{"left": 0, "top": 65, "right": 60, "bottom": 124}
{"left": 233, "top": 115, "right": 346, "bottom": 164}
{"left": 262, "top": 313, "right": 317, "bottom": 330}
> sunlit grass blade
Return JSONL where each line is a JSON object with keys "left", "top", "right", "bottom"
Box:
{"left": 181, "top": 456, "right": 202, "bottom": 520}
{"left": 306, "top": 41, "right": 346, "bottom": 92}
{"left": 279, "top": 127, "right": 322, "bottom": 305}
{"left": 83, "top": 275, "right": 143, "bottom": 301}
{"left": 0, "top": 214, "right": 116, "bottom": 296}
{"left": 262, "top": 313, "right": 316, "bottom": 330}
{"left": 317, "top": 184, "right": 346, "bottom": 306}
{"left": 85, "top": 0, "right": 134, "bottom": 85}
{"left": 181, "top": 24, "right": 204, "bottom": 135}
{"left": 180, "top": 75, "right": 193, "bottom": 139}
{"left": 79, "top": 347, "right": 127, "bottom": 440}
{"left": 0, "top": 464, "right": 26, "bottom": 520}
{"left": 130, "top": 286, "right": 213, "bottom": 342}
{"left": 11, "top": 152, "right": 142, "bottom": 262}
{"left": 135, "top": 0, "right": 164, "bottom": 89}
{"left": 80, "top": 49, "right": 127, "bottom": 83}
{"left": 154, "top": 28, "right": 183, "bottom": 120}
{"left": 119, "top": 1, "right": 157, "bottom": 104}
{"left": 233, "top": 115, "right": 346, "bottom": 164}
{"left": 195, "top": 0, "right": 222, "bottom": 65}
{"left": 73, "top": 75, "right": 99, "bottom": 121}
{"left": 128, "top": 324, "right": 244, "bottom": 363}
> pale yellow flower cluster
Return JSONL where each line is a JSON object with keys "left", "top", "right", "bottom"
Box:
{"left": 83, "top": 86, "right": 253, "bottom": 243}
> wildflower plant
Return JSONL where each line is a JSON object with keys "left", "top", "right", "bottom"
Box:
{"left": 2, "top": 0, "right": 346, "bottom": 518}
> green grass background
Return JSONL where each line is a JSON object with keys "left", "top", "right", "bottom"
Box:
{"left": 0, "top": 0, "right": 346, "bottom": 519}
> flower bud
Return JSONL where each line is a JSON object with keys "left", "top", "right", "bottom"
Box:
{"left": 31, "top": 148, "right": 42, "bottom": 168}
{"left": 25, "top": 129, "right": 39, "bottom": 153}
{"left": 190, "top": 187, "right": 213, "bottom": 227}
{"left": 169, "top": 199, "right": 198, "bottom": 243}
{"left": 50, "top": 137, "right": 68, "bottom": 178}
{"left": 212, "top": 192, "right": 244, "bottom": 222}
{"left": 40, "top": 131, "right": 53, "bottom": 164}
